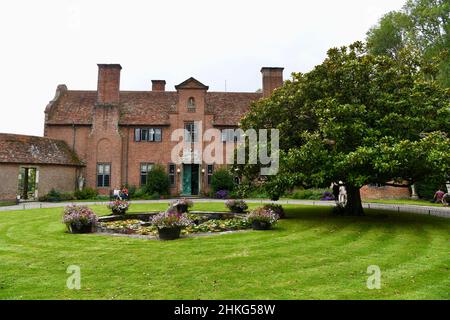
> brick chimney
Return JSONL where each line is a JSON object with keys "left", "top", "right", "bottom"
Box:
{"left": 261, "top": 67, "right": 284, "bottom": 98}
{"left": 152, "top": 80, "right": 166, "bottom": 91}
{"left": 97, "top": 64, "right": 122, "bottom": 104}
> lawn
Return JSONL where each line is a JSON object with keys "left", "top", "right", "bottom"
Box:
{"left": 0, "top": 202, "right": 448, "bottom": 300}
{"left": 0, "top": 201, "right": 16, "bottom": 207}
{"left": 365, "top": 199, "right": 446, "bottom": 207}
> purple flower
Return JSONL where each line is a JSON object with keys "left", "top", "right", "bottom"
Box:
{"left": 215, "top": 190, "right": 229, "bottom": 199}
{"left": 62, "top": 205, "right": 98, "bottom": 227}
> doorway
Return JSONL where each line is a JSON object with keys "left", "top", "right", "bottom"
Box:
{"left": 182, "top": 164, "right": 199, "bottom": 196}
{"left": 18, "top": 167, "right": 38, "bottom": 200}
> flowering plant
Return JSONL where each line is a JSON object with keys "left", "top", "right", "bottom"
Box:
{"left": 108, "top": 200, "right": 129, "bottom": 214}
{"left": 225, "top": 199, "right": 248, "bottom": 213}
{"left": 169, "top": 198, "right": 194, "bottom": 208}
{"left": 151, "top": 208, "right": 193, "bottom": 229}
{"left": 321, "top": 191, "right": 335, "bottom": 201}
{"left": 215, "top": 190, "right": 229, "bottom": 199}
{"left": 246, "top": 207, "right": 279, "bottom": 224}
{"left": 262, "top": 204, "right": 285, "bottom": 219}
{"left": 62, "top": 205, "right": 98, "bottom": 227}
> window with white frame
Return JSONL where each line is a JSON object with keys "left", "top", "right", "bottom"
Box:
{"left": 97, "top": 163, "right": 111, "bottom": 188}
{"left": 140, "top": 163, "right": 154, "bottom": 186}
{"left": 134, "top": 128, "right": 162, "bottom": 142}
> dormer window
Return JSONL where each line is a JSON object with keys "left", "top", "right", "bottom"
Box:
{"left": 187, "top": 97, "right": 196, "bottom": 112}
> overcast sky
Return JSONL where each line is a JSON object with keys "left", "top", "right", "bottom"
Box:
{"left": 0, "top": 0, "right": 405, "bottom": 136}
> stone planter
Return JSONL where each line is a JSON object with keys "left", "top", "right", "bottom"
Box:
{"left": 230, "top": 207, "right": 245, "bottom": 214}
{"left": 112, "top": 208, "right": 127, "bottom": 215}
{"left": 251, "top": 220, "right": 272, "bottom": 230}
{"left": 157, "top": 227, "right": 181, "bottom": 240}
{"left": 176, "top": 204, "right": 189, "bottom": 214}
{"left": 69, "top": 223, "right": 94, "bottom": 234}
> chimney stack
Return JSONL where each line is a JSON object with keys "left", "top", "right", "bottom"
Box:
{"left": 261, "top": 67, "right": 284, "bottom": 98}
{"left": 97, "top": 64, "right": 122, "bottom": 104}
{"left": 152, "top": 80, "right": 166, "bottom": 91}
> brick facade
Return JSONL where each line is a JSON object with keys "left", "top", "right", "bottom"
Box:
{"left": 43, "top": 65, "right": 282, "bottom": 196}
{"left": 360, "top": 185, "right": 411, "bottom": 200}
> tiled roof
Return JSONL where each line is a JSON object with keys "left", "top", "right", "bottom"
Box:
{"left": 0, "top": 134, "right": 83, "bottom": 166}
{"left": 206, "top": 92, "right": 263, "bottom": 126}
{"left": 45, "top": 87, "right": 262, "bottom": 126}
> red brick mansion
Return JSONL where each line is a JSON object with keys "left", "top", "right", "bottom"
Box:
{"left": 0, "top": 65, "right": 410, "bottom": 201}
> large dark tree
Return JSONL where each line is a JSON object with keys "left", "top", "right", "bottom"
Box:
{"left": 240, "top": 42, "right": 450, "bottom": 215}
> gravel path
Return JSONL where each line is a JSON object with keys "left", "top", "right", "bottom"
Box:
{"left": 1, "top": 198, "right": 449, "bottom": 218}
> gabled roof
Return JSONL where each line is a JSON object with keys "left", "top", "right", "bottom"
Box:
{"left": 0, "top": 134, "right": 83, "bottom": 166}
{"left": 175, "top": 77, "right": 209, "bottom": 90}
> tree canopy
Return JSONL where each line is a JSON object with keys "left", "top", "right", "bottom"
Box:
{"left": 366, "top": 0, "right": 449, "bottom": 87}
{"left": 240, "top": 42, "right": 450, "bottom": 215}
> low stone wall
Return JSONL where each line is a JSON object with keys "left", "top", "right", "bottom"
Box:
{"left": 360, "top": 185, "right": 410, "bottom": 200}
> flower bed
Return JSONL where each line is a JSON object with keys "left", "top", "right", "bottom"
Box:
{"left": 97, "top": 212, "right": 251, "bottom": 238}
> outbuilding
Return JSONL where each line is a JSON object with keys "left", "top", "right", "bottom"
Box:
{"left": 0, "top": 133, "right": 84, "bottom": 201}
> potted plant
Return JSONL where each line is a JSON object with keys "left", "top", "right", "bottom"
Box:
{"left": 246, "top": 207, "right": 279, "bottom": 230}
{"left": 63, "top": 205, "right": 98, "bottom": 234}
{"left": 151, "top": 208, "right": 192, "bottom": 240}
{"left": 225, "top": 199, "right": 248, "bottom": 213}
{"left": 170, "top": 198, "right": 194, "bottom": 213}
{"left": 108, "top": 200, "right": 130, "bottom": 215}
{"left": 262, "top": 203, "right": 285, "bottom": 219}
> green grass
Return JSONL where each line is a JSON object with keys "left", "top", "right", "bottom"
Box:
{"left": 0, "top": 202, "right": 448, "bottom": 300}
{"left": 0, "top": 201, "right": 16, "bottom": 207}
{"left": 366, "top": 199, "right": 446, "bottom": 207}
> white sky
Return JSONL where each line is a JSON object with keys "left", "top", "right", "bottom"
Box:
{"left": 0, "top": 0, "right": 405, "bottom": 136}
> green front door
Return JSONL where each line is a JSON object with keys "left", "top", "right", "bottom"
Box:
{"left": 182, "top": 164, "right": 192, "bottom": 195}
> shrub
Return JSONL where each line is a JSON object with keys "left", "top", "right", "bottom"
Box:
{"left": 215, "top": 190, "right": 229, "bottom": 199}
{"left": 246, "top": 207, "right": 279, "bottom": 224}
{"left": 225, "top": 199, "right": 248, "bottom": 213}
{"left": 415, "top": 176, "right": 447, "bottom": 199}
{"left": 290, "top": 188, "right": 331, "bottom": 200}
{"left": 47, "top": 188, "right": 61, "bottom": 202}
{"left": 133, "top": 187, "right": 147, "bottom": 199}
{"left": 149, "top": 192, "right": 161, "bottom": 200}
{"left": 62, "top": 205, "right": 98, "bottom": 228}
{"left": 74, "top": 187, "right": 98, "bottom": 200}
{"left": 40, "top": 189, "right": 76, "bottom": 202}
{"left": 145, "top": 164, "right": 170, "bottom": 196}
{"left": 211, "top": 168, "right": 235, "bottom": 193}
{"left": 263, "top": 204, "right": 285, "bottom": 219}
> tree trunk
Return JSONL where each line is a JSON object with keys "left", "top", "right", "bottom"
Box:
{"left": 344, "top": 185, "right": 364, "bottom": 216}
